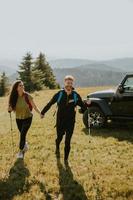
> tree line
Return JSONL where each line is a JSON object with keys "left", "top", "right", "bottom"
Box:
{"left": 0, "top": 72, "right": 8, "bottom": 96}
{"left": 0, "top": 52, "right": 59, "bottom": 96}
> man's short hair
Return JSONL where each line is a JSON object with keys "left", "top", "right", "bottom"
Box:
{"left": 64, "top": 75, "right": 75, "bottom": 81}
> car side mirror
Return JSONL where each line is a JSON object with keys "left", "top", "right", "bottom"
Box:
{"left": 118, "top": 85, "right": 124, "bottom": 93}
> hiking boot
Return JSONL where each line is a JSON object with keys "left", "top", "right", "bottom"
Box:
{"left": 17, "top": 151, "right": 24, "bottom": 159}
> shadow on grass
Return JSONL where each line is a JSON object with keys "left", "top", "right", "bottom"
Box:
{"left": 0, "top": 158, "right": 52, "bottom": 200}
{"left": 82, "top": 123, "right": 133, "bottom": 143}
{"left": 39, "top": 181, "right": 52, "bottom": 200}
{"left": 56, "top": 157, "right": 88, "bottom": 200}
{"left": 0, "top": 158, "right": 30, "bottom": 200}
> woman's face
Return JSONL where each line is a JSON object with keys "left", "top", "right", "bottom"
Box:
{"left": 17, "top": 81, "right": 24, "bottom": 94}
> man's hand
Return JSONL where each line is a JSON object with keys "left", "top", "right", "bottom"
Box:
{"left": 86, "top": 99, "right": 91, "bottom": 105}
{"left": 40, "top": 114, "right": 44, "bottom": 119}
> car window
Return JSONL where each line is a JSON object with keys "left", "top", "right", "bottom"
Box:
{"left": 124, "top": 77, "right": 133, "bottom": 92}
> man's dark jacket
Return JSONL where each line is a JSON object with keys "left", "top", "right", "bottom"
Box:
{"left": 41, "top": 89, "right": 86, "bottom": 129}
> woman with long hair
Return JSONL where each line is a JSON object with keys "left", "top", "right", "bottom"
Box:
{"left": 8, "top": 80, "right": 41, "bottom": 159}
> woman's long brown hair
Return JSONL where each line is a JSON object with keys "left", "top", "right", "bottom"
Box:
{"left": 9, "top": 80, "right": 22, "bottom": 110}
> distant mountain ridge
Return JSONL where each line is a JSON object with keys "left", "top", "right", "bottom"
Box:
{"left": 53, "top": 67, "right": 125, "bottom": 87}
{"left": 102, "top": 57, "right": 133, "bottom": 71}
{"left": 50, "top": 57, "right": 133, "bottom": 87}
{"left": 0, "top": 57, "right": 133, "bottom": 87}
{"left": 49, "top": 58, "right": 95, "bottom": 68}
{"left": 49, "top": 57, "right": 133, "bottom": 71}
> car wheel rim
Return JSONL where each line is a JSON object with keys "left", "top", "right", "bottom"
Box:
{"left": 88, "top": 111, "right": 104, "bottom": 127}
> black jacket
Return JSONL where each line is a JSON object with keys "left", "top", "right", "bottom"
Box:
{"left": 41, "top": 90, "right": 86, "bottom": 125}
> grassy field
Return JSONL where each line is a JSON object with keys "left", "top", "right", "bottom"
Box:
{"left": 0, "top": 86, "right": 133, "bottom": 200}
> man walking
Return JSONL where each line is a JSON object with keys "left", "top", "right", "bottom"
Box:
{"left": 41, "top": 75, "right": 86, "bottom": 163}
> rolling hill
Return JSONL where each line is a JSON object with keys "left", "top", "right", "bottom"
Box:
{"left": 0, "top": 57, "right": 133, "bottom": 87}
{"left": 40, "top": 57, "right": 133, "bottom": 87}
{"left": 49, "top": 58, "right": 95, "bottom": 68}
{"left": 53, "top": 67, "right": 125, "bottom": 87}
{"left": 49, "top": 57, "right": 133, "bottom": 71}
{"left": 103, "top": 57, "right": 133, "bottom": 71}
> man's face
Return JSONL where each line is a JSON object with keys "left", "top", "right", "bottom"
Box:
{"left": 64, "top": 79, "right": 74, "bottom": 90}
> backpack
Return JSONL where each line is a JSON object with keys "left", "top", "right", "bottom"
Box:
{"left": 24, "top": 93, "right": 33, "bottom": 111}
{"left": 57, "top": 90, "right": 78, "bottom": 105}
{"left": 53, "top": 90, "right": 78, "bottom": 117}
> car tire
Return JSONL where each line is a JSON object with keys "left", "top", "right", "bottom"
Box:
{"left": 83, "top": 106, "right": 106, "bottom": 128}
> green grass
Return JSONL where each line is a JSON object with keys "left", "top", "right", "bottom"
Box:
{"left": 0, "top": 87, "right": 133, "bottom": 200}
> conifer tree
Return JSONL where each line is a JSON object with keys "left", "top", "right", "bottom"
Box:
{"left": 18, "top": 52, "right": 34, "bottom": 92}
{"left": 0, "top": 72, "right": 8, "bottom": 96}
{"left": 34, "top": 52, "right": 58, "bottom": 89}
{"left": 32, "top": 67, "right": 43, "bottom": 91}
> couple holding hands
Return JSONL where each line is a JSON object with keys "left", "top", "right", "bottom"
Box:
{"left": 8, "top": 75, "right": 86, "bottom": 163}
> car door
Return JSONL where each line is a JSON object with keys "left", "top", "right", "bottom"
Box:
{"left": 110, "top": 75, "right": 133, "bottom": 116}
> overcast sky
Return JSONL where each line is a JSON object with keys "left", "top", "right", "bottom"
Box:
{"left": 0, "top": 0, "right": 133, "bottom": 61}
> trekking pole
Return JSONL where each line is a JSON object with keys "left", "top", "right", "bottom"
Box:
{"left": 3, "top": 113, "right": 15, "bottom": 180}
{"left": 9, "top": 112, "right": 14, "bottom": 156}
{"left": 88, "top": 109, "right": 91, "bottom": 136}
{"left": 88, "top": 109, "right": 91, "bottom": 144}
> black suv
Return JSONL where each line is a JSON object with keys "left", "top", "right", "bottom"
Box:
{"left": 81, "top": 74, "right": 133, "bottom": 128}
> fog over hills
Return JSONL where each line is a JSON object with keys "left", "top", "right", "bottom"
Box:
{"left": 0, "top": 57, "right": 133, "bottom": 87}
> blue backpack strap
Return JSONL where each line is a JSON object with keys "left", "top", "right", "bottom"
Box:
{"left": 57, "top": 90, "right": 64, "bottom": 104}
{"left": 73, "top": 91, "right": 78, "bottom": 105}
{"left": 57, "top": 90, "right": 78, "bottom": 105}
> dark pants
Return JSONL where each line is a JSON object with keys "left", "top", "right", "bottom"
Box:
{"left": 16, "top": 117, "right": 32, "bottom": 150}
{"left": 56, "top": 122, "right": 75, "bottom": 160}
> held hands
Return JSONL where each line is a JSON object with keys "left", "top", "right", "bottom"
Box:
{"left": 8, "top": 106, "right": 12, "bottom": 113}
{"left": 40, "top": 114, "right": 44, "bottom": 119}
